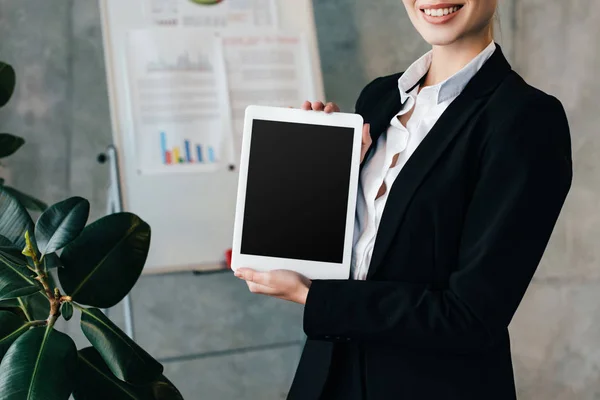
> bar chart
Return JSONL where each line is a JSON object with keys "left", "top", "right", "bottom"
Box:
{"left": 160, "top": 131, "right": 217, "bottom": 166}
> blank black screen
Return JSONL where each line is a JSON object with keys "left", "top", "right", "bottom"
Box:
{"left": 241, "top": 119, "right": 354, "bottom": 263}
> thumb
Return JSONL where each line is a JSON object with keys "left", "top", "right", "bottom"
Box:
{"left": 236, "top": 268, "right": 270, "bottom": 286}
{"left": 360, "top": 123, "right": 372, "bottom": 163}
{"left": 362, "top": 123, "right": 372, "bottom": 146}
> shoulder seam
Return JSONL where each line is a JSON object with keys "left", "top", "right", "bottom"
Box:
{"left": 355, "top": 72, "right": 403, "bottom": 113}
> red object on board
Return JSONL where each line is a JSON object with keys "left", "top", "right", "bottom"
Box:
{"left": 225, "top": 248, "right": 232, "bottom": 269}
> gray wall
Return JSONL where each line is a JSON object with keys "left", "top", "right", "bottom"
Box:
{"left": 509, "top": 1, "right": 600, "bottom": 399}
{"left": 0, "top": 1, "right": 598, "bottom": 399}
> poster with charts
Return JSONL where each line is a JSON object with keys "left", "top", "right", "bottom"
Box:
{"left": 146, "top": 0, "right": 278, "bottom": 28}
{"left": 222, "top": 31, "right": 317, "bottom": 157}
{"left": 127, "top": 29, "right": 233, "bottom": 175}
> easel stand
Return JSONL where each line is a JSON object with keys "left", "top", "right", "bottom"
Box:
{"left": 98, "top": 145, "right": 135, "bottom": 340}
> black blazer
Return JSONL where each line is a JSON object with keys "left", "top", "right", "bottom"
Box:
{"left": 287, "top": 45, "right": 572, "bottom": 400}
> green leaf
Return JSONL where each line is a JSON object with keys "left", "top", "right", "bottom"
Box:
{"left": 73, "top": 347, "right": 181, "bottom": 400}
{"left": 18, "top": 291, "right": 49, "bottom": 322}
{"left": 74, "top": 347, "right": 145, "bottom": 400}
{"left": 0, "top": 250, "right": 39, "bottom": 302}
{"left": 61, "top": 302, "right": 73, "bottom": 321}
{"left": 0, "top": 298, "right": 20, "bottom": 308}
{"left": 148, "top": 376, "right": 184, "bottom": 400}
{"left": 0, "top": 247, "right": 28, "bottom": 266}
{"left": 0, "top": 294, "right": 47, "bottom": 323}
{"left": 0, "top": 62, "right": 16, "bottom": 108}
{"left": 24, "top": 250, "right": 61, "bottom": 271}
{"left": 0, "top": 134, "right": 25, "bottom": 159}
{"left": 20, "top": 272, "right": 57, "bottom": 322}
{"left": 80, "top": 307, "right": 163, "bottom": 384}
{"left": 10, "top": 273, "right": 54, "bottom": 322}
{"left": 0, "top": 247, "right": 26, "bottom": 265}
{"left": 0, "top": 235, "right": 12, "bottom": 247}
{"left": 35, "top": 197, "right": 89, "bottom": 256}
{"left": 0, "top": 235, "right": 27, "bottom": 265}
{"left": 0, "top": 188, "right": 35, "bottom": 251}
{"left": 0, "top": 285, "right": 39, "bottom": 303}
{"left": 59, "top": 213, "right": 151, "bottom": 308}
{"left": 0, "top": 301, "right": 27, "bottom": 321}
{"left": 43, "top": 252, "right": 62, "bottom": 270}
{"left": 0, "top": 311, "right": 29, "bottom": 362}
{"left": 1, "top": 186, "right": 47, "bottom": 213}
{"left": 0, "top": 326, "right": 77, "bottom": 400}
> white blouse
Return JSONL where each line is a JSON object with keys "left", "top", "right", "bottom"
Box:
{"left": 351, "top": 41, "right": 496, "bottom": 281}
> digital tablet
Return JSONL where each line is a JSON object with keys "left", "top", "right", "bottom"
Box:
{"left": 231, "top": 105, "right": 364, "bottom": 280}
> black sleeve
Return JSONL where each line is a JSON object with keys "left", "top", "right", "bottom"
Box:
{"left": 303, "top": 95, "right": 573, "bottom": 351}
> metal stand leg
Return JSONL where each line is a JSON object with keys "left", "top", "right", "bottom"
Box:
{"left": 99, "top": 145, "right": 135, "bottom": 340}
{"left": 123, "top": 293, "right": 135, "bottom": 339}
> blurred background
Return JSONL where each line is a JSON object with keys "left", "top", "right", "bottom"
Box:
{"left": 0, "top": 0, "right": 598, "bottom": 399}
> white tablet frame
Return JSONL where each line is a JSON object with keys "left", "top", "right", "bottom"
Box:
{"left": 231, "top": 105, "right": 364, "bottom": 280}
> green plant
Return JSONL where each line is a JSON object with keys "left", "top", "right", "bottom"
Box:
{"left": 0, "top": 61, "right": 47, "bottom": 212}
{"left": 0, "top": 61, "right": 183, "bottom": 399}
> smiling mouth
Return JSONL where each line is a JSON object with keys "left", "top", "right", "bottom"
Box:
{"left": 420, "top": 4, "right": 464, "bottom": 17}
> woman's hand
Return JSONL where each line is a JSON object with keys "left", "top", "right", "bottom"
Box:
{"left": 234, "top": 268, "right": 312, "bottom": 305}
{"left": 300, "top": 100, "right": 372, "bottom": 162}
{"left": 301, "top": 100, "right": 340, "bottom": 113}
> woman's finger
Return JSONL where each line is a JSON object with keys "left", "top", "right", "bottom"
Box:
{"left": 311, "top": 101, "right": 325, "bottom": 111}
{"left": 246, "top": 281, "right": 279, "bottom": 295}
{"left": 324, "top": 102, "right": 340, "bottom": 113}
{"left": 300, "top": 100, "right": 339, "bottom": 112}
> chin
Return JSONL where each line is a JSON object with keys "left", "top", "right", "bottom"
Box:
{"left": 419, "top": 30, "right": 462, "bottom": 46}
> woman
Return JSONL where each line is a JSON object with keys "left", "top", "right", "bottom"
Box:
{"left": 235, "top": 0, "right": 572, "bottom": 399}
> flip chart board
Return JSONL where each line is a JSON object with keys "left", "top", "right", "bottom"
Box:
{"left": 99, "top": 0, "right": 325, "bottom": 273}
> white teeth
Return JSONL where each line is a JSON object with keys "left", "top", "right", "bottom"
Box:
{"left": 423, "top": 5, "right": 461, "bottom": 17}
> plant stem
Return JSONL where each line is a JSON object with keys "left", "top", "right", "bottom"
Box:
{"left": 23, "top": 232, "right": 61, "bottom": 323}
{"left": 46, "top": 314, "right": 58, "bottom": 329}
{"left": 27, "top": 320, "right": 47, "bottom": 328}
{"left": 31, "top": 254, "right": 60, "bottom": 321}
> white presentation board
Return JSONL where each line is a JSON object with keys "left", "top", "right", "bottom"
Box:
{"left": 99, "top": 0, "right": 325, "bottom": 273}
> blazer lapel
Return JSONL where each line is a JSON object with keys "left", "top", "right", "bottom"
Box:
{"left": 360, "top": 86, "right": 402, "bottom": 171}
{"left": 367, "top": 45, "right": 512, "bottom": 279}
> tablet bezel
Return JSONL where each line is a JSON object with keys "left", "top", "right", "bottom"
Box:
{"left": 231, "top": 105, "right": 364, "bottom": 280}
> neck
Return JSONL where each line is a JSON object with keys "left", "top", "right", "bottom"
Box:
{"left": 423, "top": 33, "right": 493, "bottom": 87}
